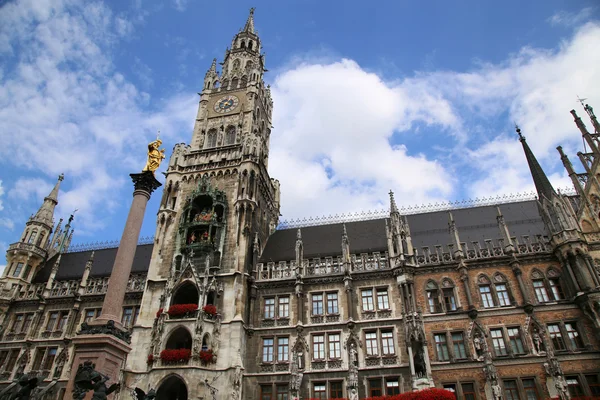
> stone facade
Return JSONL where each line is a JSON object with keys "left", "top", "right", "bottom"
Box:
{"left": 1, "top": 8, "right": 600, "bottom": 400}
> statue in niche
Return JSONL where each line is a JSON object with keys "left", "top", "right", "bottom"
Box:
{"left": 555, "top": 375, "right": 569, "bottom": 399}
{"left": 188, "top": 232, "right": 197, "bottom": 244}
{"left": 491, "top": 380, "right": 502, "bottom": 400}
{"left": 473, "top": 331, "right": 485, "bottom": 360}
{"left": 413, "top": 345, "right": 427, "bottom": 378}
{"left": 532, "top": 328, "right": 545, "bottom": 354}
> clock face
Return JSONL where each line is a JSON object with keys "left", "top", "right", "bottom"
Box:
{"left": 214, "top": 95, "right": 239, "bottom": 113}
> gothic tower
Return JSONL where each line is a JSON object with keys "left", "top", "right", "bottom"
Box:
{"left": 124, "top": 9, "right": 280, "bottom": 399}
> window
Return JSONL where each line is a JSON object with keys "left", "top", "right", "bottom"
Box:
{"left": 330, "top": 381, "right": 343, "bottom": 398}
{"left": 381, "top": 330, "right": 395, "bottom": 355}
{"left": 479, "top": 285, "right": 495, "bottom": 308}
{"left": 6, "top": 350, "right": 19, "bottom": 373}
{"left": 507, "top": 327, "right": 525, "bottom": 355}
{"left": 264, "top": 298, "right": 275, "bottom": 319}
{"left": 326, "top": 293, "right": 339, "bottom": 314}
{"left": 27, "top": 230, "right": 37, "bottom": 244}
{"left": 426, "top": 282, "right": 442, "bottom": 313}
{"left": 260, "top": 385, "right": 273, "bottom": 400}
{"left": 386, "top": 378, "right": 400, "bottom": 395}
{"left": 84, "top": 309, "right": 101, "bottom": 323}
{"left": 11, "top": 314, "right": 24, "bottom": 333}
{"left": 522, "top": 378, "right": 539, "bottom": 400}
{"left": 13, "top": 262, "right": 24, "bottom": 278}
{"left": 313, "top": 334, "right": 325, "bottom": 359}
{"left": 495, "top": 284, "right": 511, "bottom": 306}
{"left": 365, "top": 332, "right": 378, "bottom": 356}
{"left": 264, "top": 296, "right": 289, "bottom": 319}
{"left": 490, "top": 329, "right": 508, "bottom": 356}
{"left": 278, "top": 297, "right": 289, "bottom": 318}
{"left": 22, "top": 264, "right": 32, "bottom": 280}
{"left": 21, "top": 314, "right": 34, "bottom": 334}
{"left": 42, "top": 347, "right": 57, "bottom": 370}
{"left": 443, "top": 384, "right": 457, "bottom": 398}
{"left": 533, "top": 280, "right": 550, "bottom": 303}
{"left": 586, "top": 375, "right": 600, "bottom": 396}
{"left": 566, "top": 376, "right": 583, "bottom": 397}
{"left": 462, "top": 383, "right": 476, "bottom": 400}
{"left": 434, "top": 334, "right": 450, "bottom": 361}
{"left": 368, "top": 379, "right": 382, "bottom": 397}
{"left": 362, "top": 289, "right": 374, "bottom": 311}
{"left": 443, "top": 288, "right": 457, "bottom": 311}
{"left": 565, "top": 322, "right": 584, "bottom": 349}
{"left": 547, "top": 324, "right": 566, "bottom": 351}
{"left": 121, "top": 306, "right": 139, "bottom": 328}
{"left": 46, "top": 312, "right": 58, "bottom": 331}
{"left": 32, "top": 347, "right": 45, "bottom": 370}
{"left": 452, "top": 332, "right": 467, "bottom": 359}
{"left": 206, "top": 129, "right": 217, "bottom": 148}
{"left": 277, "top": 338, "right": 289, "bottom": 362}
{"left": 503, "top": 380, "right": 520, "bottom": 400}
{"left": 262, "top": 338, "right": 274, "bottom": 362}
{"left": 328, "top": 334, "right": 341, "bottom": 359}
{"left": 548, "top": 278, "right": 564, "bottom": 300}
{"left": 312, "top": 294, "right": 324, "bottom": 315}
{"left": 313, "top": 383, "right": 326, "bottom": 400}
{"left": 0, "top": 351, "right": 7, "bottom": 367}
{"left": 225, "top": 126, "right": 236, "bottom": 145}
{"left": 377, "top": 288, "right": 390, "bottom": 310}
{"left": 55, "top": 312, "right": 68, "bottom": 332}
{"left": 276, "top": 385, "right": 288, "bottom": 400}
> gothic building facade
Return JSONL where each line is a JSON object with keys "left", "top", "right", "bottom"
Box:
{"left": 1, "top": 8, "right": 600, "bottom": 400}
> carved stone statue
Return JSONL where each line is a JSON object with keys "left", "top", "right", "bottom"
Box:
{"left": 73, "top": 361, "right": 119, "bottom": 400}
{"left": 142, "top": 138, "right": 166, "bottom": 174}
{"left": 555, "top": 375, "right": 569, "bottom": 400}
{"left": 532, "top": 330, "right": 544, "bottom": 354}
{"left": 473, "top": 331, "right": 485, "bottom": 360}
{"left": 134, "top": 388, "right": 156, "bottom": 400}
{"left": 348, "top": 343, "right": 358, "bottom": 389}
{"left": 413, "top": 346, "right": 427, "bottom": 378}
{"left": 9, "top": 375, "right": 38, "bottom": 400}
{"left": 491, "top": 380, "right": 502, "bottom": 400}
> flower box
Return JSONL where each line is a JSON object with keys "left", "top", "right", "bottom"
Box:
{"left": 160, "top": 348, "right": 191, "bottom": 363}
{"left": 199, "top": 349, "right": 216, "bottom": 364}
{"left": 361, "top": 388, "right": 457, "bottom": 400}
{"left": 202, "top": 304, "right": 217, "bottom": 316}
{"left": 167, "top": 304, "right": 198, "bottom": 317}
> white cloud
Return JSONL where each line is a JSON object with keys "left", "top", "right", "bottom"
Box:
{"left": 173, "top": 0, "right": 188, "bottom": 12}
{"left": 0, "top": 0, "right": 197, "bottom": 237}
{"left": 548, "top": 7, "right": 594, "bottom": 27}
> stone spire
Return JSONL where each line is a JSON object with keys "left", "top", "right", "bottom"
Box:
{"left": 32, "top": 174, "right": 64, "bottom": 227}
{"left": 517, "top": 127, "right": 556, "bottom": 201}
{"left": 242, "top": 7, "right": 255, "bottom": 34}
{"left": 389, "top": 190, "right": 399, "bottom": 215}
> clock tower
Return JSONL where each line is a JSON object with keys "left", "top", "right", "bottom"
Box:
{"left": 124, "top": 8, "right": 280, "bottom": 399}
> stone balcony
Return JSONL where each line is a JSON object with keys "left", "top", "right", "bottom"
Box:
{"left": 7, "top": 242, "right": 47, "bottom": 259}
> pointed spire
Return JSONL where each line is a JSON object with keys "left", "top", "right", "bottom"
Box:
{"left": 242, "top": 7, "right": 255, "bottom": 34}
{"left": 571, "top": 109, "right": 599, "bottom": 154}
{"left": 32, "top": 174, "right": 64, "bottom": 227}
{"left": 583, "top": 103, "right": 600, "bottom": 135}
{"left": 389, "top": 190, "right": 399, "bottom": 214}
{"left": 517, "top": 126, "right": 556, "bottom": 200}
{"left": 557, "top": 146, "right": 586, "bottom": 197}
{"left": 208, "top": 58, "right": 217, "bottom": 74}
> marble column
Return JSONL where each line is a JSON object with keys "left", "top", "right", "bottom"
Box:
{"left": 96, "top": 171, "right": 161, "bottom": 327}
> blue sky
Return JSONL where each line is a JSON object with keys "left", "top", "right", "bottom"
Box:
{"left": 1, "top": 0, "right": 599, "bottom": 271}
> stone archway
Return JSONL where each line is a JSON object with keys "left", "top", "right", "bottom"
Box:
{"left": 156, "top": 375, "right": 188, "bottom": 400}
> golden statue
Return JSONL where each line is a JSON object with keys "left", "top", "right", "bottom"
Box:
{"left": 143, "top": 136, "right": 166, "bottom": 174}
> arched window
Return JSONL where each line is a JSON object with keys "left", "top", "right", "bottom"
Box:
{"left": 206, "top": 291, "right": 216, "bottom": 306}
{"left": 425, "top": 281, "right": 442, "bottom": 313}
{"left": 532, "top": 268, "right": 564, "bottom": 303}
{"left": 246, "top": 60, "right": 254, "bottom": 71}
{"left": 206, "top": 129, "right": 217, "bottom": 148}
{"left": 221, "top": 79, "right": 228, "bottom": 90}
{"left": 233, "top": 59, "right": 241, "bottom": 71}
{"left": 240, "top": 75, "right": 248, "bottom": 88}
{"left": 28, "top": 230, "right": 38, "bottom": 244}
{"left": 201, "top": 334, "right": 210, "bottom": 351}
{"left": 231, "top": 78, "right": 238, "bottom": 89}
{"left": 157, "top": 376, "right": 187, "bottom": 400}
{"left": 441, "top": 278, "right": 458, "bottom": 311}
{"left": 478, "top": 273, "right": 513, "bottom": 308}
{"left": 248, "top": 40, "right": 253, "bottom": 50}
{"left": 240, "top": 41, "right": 246, "bottom": 49}
{"left": 171, "top": 281, "right": 199, "bottom": 306}
{"left": 225, "top": 126, "right": 236, "bottom": 145}
{"left": 165, "top": 327, "right": 192, "bottom": 350}
{"left": 36, "top": 232, "right": 45, "bottom": 247}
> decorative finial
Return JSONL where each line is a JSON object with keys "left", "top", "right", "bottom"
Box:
{"left": 389, "top": 190, "right": 399, "bottom": 213}
{"left": 296, "top": 228, "right": 302, "bottom": 240}
{"left": 515, "top": 124, "right": 524, "bottom": 140}
{"left": 58, "top": 173, "right": 64, "bottom": 182}
{"left": 142, "top": 136, "right": 166, "bottom": 175}
{"left": 249, "top": 7, "right": 255, "bottom": 15}
{"left": 342, "top": 223, "right": 348, "bottom": 237}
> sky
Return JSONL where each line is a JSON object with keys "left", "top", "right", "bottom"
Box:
{"left": 1, "top": 0, "right": 600, "bottom": 272}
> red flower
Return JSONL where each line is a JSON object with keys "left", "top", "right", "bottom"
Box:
{"left": 160, "top": 348, "right": 191, "bottom": 363}
{"left": 202, "top": 304, "right": 217, "bottom": 316}
{"left": 147, "top": 354, "right": 154, "bottom": 364}
{"left": 156, "top": 308, "right": 163, "bottom": 318}
{"left": 361, "top": 388, "right": 457, "bottom": 400}
{"left": 199, "top": 349, "right": 215, "bottom": 363}
{"left": 167, "top": 303, "right": 198, "bottom": 317}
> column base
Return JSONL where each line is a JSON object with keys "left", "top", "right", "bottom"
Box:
{"left": 65, "top": 333, "right": 131, "bottom": 399}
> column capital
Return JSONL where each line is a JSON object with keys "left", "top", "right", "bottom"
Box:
{"left": 130, "top": 171, "right": 162, "bottom": 196}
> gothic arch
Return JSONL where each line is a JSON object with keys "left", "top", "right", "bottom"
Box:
{"left": 206, "top": 129, "right": 217, "bottom": 148}
{"left": 546, "top": 266, "right": 561, "bottom": 278}
{"left": 156, "top": 374, "right": 188, "bottom": 400}
{"left": 171, "top": 280, "right": 199, "bottom": 307}
{"left": 530, "top": 268, "right": 544, "bottom": 280}
{"left": 581, "top": 219, "right": 593, "bottom": 232}
{"left": 165, "top": 326, "right": 192, "bottom": 350}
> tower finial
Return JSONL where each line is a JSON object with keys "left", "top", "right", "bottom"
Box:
{"left": 242, "top": 7, "right": 256, "bottom": 33}
{"left": 389, "top": 190, "right": 399, "bottom": 214}
{"left": 515, "top": 124, "right": 524, "bottom": 140}
{"left": 517, "top": 126, "right": 556, "bottom": 200}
